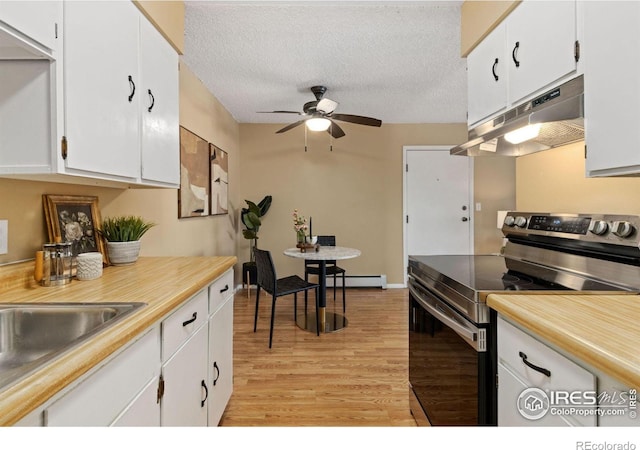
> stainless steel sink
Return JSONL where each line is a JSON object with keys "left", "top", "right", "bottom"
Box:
{"left": 0, "top": 302, "right": 145, "bottom": 390}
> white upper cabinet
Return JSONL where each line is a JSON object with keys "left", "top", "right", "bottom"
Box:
{"left": 139, "top": 17, "right": 180, "bottom": 185}
{"left": 63, "top": 1, "right": 140, "bottom": 179}
{"left": 583, "top": 2, "right": 640, "bottom": 177}
{"left": 506, "top": 0, "right": 578, "bottom": 105}
{"left": 467, "top": 21, "right": 508, "bottom": 125}
{"left": 0, "top": 1, "right": 61, "bottom": 59}
{"left": 466, "top": 0, "right": 579, "bottom": 127}
{"left": 0, "top": 0, "right": 179, "bottom": 188}
{"left": 63, "top": 1, "right": 179, "bottom": 186}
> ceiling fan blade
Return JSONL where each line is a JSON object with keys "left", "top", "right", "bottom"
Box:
{"left": 276, "top": 120, "right": 306, "bottom": 134}
{"left": 330, "top": 113, "right": 382, "bottom": 127}
{"left": 257, "top": 110, "right": 302, "bottom": 115}
{"left": 317, "top": 98, "right": 338, "bottom": 114}
{"left": 327, "top": 120, "right": 346, "bottom": 139}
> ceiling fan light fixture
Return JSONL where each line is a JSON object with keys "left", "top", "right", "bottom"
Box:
{"left": 306, "top": 117, "right": 331, "bottom": 132}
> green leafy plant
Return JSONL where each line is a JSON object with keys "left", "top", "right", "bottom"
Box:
{"left": 241, "top": 195, "right": 272, "bottom": 262}
{"left": 98, "top": 216, "right": 156, "bottom": 242}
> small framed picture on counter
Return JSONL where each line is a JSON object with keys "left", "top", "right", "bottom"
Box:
{"left": 43, "top": 194, "right": 108, "bottom": 264}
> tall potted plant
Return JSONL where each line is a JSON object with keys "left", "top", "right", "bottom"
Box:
{"left": 241, "top": 195, "right": 272, "bottom": 285}
{"left": 99, "top": 215, "right": 155, "bottom": 265}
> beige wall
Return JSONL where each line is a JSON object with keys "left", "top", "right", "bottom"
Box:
{"left": 473, "top": 156, "right": 516, "bottom": 253}
{"left": 461, "top": 0, "right": 520, "bottom": 56}
{"left": 517, "top": 142, "right": 640, "bottom": 214}
{"left": 0, "top": 62, "right": 240, "bottom": 271}
{"left": 239, "top": 122, "right": 473, "bottom": 285}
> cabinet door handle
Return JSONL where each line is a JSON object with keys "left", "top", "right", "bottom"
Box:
{"left": 213, "top": 361, "right": 220, "bottom": 386}
{"left": 492, "top": 58, "right": 499, "bottom": 81}
{"left": 512, "top": 41, "right": 520, "bottom": 68}
{"left": 220, "top": 284, "right": 229, "bottom": 293}
{"left": 182, "top": 312, "right": 197, "bottom": 327}
{"left": 519, "top": 351, "right": 551, "bottom": 377}
{"left": 147, "top": 89, "right": 155, "bottom": 112}
{"left": 201, "top": 380, "right": 208, "bottom": 407}
{"left": 128, "top": 75, "right": 136, "bottom": 102}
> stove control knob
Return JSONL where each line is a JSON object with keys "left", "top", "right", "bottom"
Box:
{"left": 504, "top": 216, "right": 515, "bottom": 227}
{"left": 612, "top": 221, "right": 635, "bottom": 238}
{"left": 588, "top": 220, "right": 609, "bottom": 236}
{"left": 514, "top": 216, "right": 528, "bottom": 228}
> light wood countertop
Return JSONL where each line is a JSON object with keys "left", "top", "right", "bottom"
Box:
{"left": 487, "top": 293, "right": 640, "bottom": 389}
{"left": 0, "top": 256, "right": 236, "bottom": 426}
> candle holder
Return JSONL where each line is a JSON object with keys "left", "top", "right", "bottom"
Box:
{"left": 296, "top": 242, "right": 315, "bottom": 253}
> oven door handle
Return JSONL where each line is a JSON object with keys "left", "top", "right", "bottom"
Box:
{"left": 409, "top": 281, "right": 486, "bottom": 352}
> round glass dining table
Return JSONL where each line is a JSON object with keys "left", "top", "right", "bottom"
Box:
{"left": 284, "top": 246, "right": 361, "bottom": 333}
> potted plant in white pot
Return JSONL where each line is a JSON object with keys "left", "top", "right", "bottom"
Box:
{"left": 99, "top": 215, "right": 155, "bottom": 265}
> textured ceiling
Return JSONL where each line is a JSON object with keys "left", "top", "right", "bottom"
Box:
{"left": 182, "top": 1, "right": 467, "bottom": 125}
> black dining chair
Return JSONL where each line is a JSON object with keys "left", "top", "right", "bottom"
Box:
{"left": 304, "top": 235, "right": 346, "bottom": 313}
{"left": 253, "top": 248, "right": 320, "bottom": 348}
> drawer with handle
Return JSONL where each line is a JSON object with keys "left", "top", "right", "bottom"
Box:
{"left": 497, "top": 316, "right": 596, "bottom": 426}
{"left": 161, "top": 288, "right": 208, "bottom": 362}
{"left": 209, "top": 269, "right": 233, "bottom": 315}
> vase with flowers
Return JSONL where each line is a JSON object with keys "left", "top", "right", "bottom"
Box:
{"left": 293, "top": 209, "right": 308, "bottom": 246}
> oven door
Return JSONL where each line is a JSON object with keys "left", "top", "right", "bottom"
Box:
{"left": 408, "top": 277, "right": 496, "bottom": 425}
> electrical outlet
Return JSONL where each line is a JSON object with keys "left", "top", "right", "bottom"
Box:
{"left": 0, "top": 220, "right": 7, "bottom": 255}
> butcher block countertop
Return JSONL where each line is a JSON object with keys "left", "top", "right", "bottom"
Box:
{"left": 0, "top": 256, "right": 236, "bottom": 426}
{"left": 487, "top": 293, "right": 640, "bottom": 389}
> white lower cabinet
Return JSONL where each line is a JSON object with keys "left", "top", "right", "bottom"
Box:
{"left": 160, "top": 323, "right": 209, "bottom": 426}
{"left": 111, "top": 376, "right": 161, "bottom": 427}
{"left": 497, "top": 315, "right": 638, "bottom": 427}
{"left": 497, "top": 316, "right": 596, "bottom": 427}
{"left": 159, "top": 286, "right": 210, "bottom": 426}
{"left": 21, "top": 269, "right": 234, "bottom": 427}
{"left": 45, "top": 327, "right": 161, "bottom": 426}
{"left": 208, "top": 297, "right": 234, "bottom": 425}
{"left": 596, "top": 371, "right": 638, "bottom": 427}
{"left": 158, "top": 268, "right": 235, "bottom": 426}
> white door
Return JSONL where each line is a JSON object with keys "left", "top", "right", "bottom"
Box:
{"left": 404, "top": 146, "right": 473, "bottom": 280}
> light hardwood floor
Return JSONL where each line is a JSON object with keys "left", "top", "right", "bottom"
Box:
{"left": 220, "top": 287, "right": 416, "bottom": 426}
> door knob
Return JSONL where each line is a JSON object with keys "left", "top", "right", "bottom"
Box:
{"left": 462, "top": 217, "right": 469, "bottom": 222}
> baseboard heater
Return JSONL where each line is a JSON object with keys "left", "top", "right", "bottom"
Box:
{"left": 324, "top": 274, "right": 387, "bottom": 289}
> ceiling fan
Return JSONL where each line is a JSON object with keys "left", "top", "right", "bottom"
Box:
{"left": 259, "top": 85, "right": 382, "bottom": 139}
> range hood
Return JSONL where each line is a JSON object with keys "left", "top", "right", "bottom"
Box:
{"left": 451, "top": 75, "right": 584, "bottom": 157}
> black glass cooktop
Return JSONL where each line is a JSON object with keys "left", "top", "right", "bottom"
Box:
{"left": 408, "top": 254, "right": 566, "bottom": 293}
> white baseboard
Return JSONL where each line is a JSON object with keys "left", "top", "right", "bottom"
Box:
{"left": 238, "top": 277, "right": 405, "bottom": 292}
{"left": 325, "top": 274, "right": 387, "bottom": 289}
